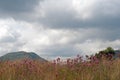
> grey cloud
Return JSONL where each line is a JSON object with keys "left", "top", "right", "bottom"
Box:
{"left": 0, "top": 0, "right": 120, "bottom": 59}
{"left": 0, "top": 20, "right": 27, "bottom": 56}
{"left": 0, "top": 0, "right": 43, "bottom": 21}
{"left": 0, "top": 0, "right": 37, "bottom": 12}
{"left": 39, "top": 44, "right": 77, "bottom": 57}
{"left": 0, "top": 35, "right": 17, "bottom": 43}
{"left": 0, "top": 31, "right": 20, "bottom": 43}
{"left": 38, "top": 0, "right": 120, "bottom": 29}
{"left": 0, "top": 18, "right": 119, "bottom": 59}
{"left": 0, "top": 0, "right": 120, "bottom": 29}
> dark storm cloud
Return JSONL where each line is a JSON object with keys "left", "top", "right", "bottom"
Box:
{"left": 38, "top": 0, "right": 120, "bottom": 29}
{"left": 0, "top": 0, "right": 120, "bottom": 59}
{"left": 0, "top": 0, "right": 38, "bottom": 12}
{"left": 0, "top": 0, "right": 43, "bottom": 20}
{"left": 40, "top": 15, "right": 120, "bottom": 29}
{"left": 0, "top": 0, "right": 120, "bottom": 29}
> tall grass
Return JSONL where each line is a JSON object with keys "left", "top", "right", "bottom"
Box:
{"left": 0, "top": 56, "right": 120, "bottom": 80}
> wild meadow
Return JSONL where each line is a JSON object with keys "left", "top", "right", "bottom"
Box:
{"left": 0, "top": 54, "right": 120, "bottom": 80}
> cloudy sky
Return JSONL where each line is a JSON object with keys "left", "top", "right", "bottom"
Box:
{"left": 0, "top": 0, "right": 120, "bottom": 59}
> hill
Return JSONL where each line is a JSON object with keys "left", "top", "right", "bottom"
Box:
{"left": 0, "top": 51, "right": 47, "bottom": 62}
{"left": 114, "top": 50, "right": 120, "bottom": 58}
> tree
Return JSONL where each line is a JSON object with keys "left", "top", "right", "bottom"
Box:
{"left": 104, "top": 47, "right": 115, "bottom": 55}
{"left": 95, "top": 47, "right": 115, "bottom": 60}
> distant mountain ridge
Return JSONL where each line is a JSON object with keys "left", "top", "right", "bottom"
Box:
{"left": 114, "top": 50, "right": 120, "bottom": 58}
{"left": 0, "top": 51, "right": 47, "bottom": 62}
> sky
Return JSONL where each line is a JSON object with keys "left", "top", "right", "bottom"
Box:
{"left": 0, "top": 0, "right": 120, "bottom": 59}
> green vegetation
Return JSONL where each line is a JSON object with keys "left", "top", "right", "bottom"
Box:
{"left": 95, "top": 47, "right": 115, "bottom": 60}
{"left": 0, "top": 47, "right": 119, "bottom": 80}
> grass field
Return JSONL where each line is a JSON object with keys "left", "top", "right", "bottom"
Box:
{"left": 0, "top": 56, "right": 120, "bottom": 80}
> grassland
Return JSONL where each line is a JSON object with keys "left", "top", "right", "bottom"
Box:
{"left": 0, "top": 56, "right": 120, "bottom": 80}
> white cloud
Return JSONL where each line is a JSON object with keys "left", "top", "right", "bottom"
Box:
{"left": 73, "top": 0, "right": 120, "bottom": 19}
{"left": 0, "top": 19, "right": 120, "bottom": 59}
{"left": 75, "top": 39, "right": 120, "bottom": 56}
{"left": 0, "top": 18, "right": 80, "bottom": 57}
{"left": 0, "top": 19, "right": 28, "bottom": 55}
{"left": 0, "top": 0, "right": 120, "bottom": 59}
{"left": 73, "top": 0, "right": 96, "bottom": 19}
